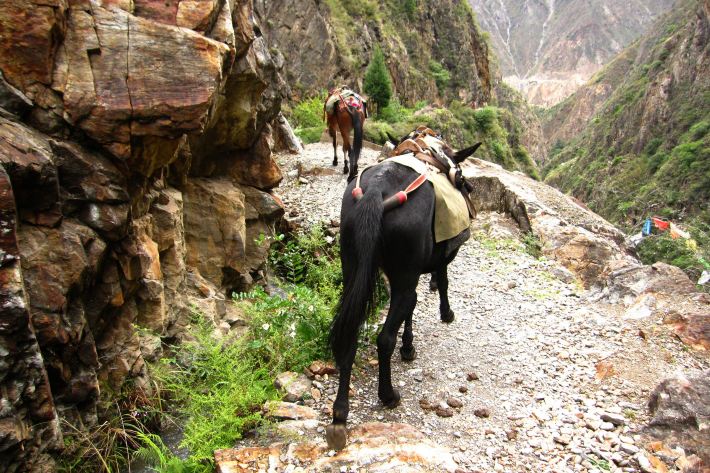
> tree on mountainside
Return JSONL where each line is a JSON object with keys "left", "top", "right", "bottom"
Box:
{"left": 363, "top": 46, "right": 392, "bottom": 114}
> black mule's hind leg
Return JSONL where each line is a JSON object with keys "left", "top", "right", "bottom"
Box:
{"left": 378, "top": 276, "right": 418, "bottom": 406}
{"left": 429, "top": 271, "right": 438, "bottom": 292}
{"left": 327, "top": 342, "right": 357, "bottom": 450}
{"left": 436, "top": 266, "right": 455, "bottom": 323}
{"left": 400, "top": 308, "right": 416, "bottom": 361}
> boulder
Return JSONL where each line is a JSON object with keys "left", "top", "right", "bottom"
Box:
{"left": 646, "top": 370, "right": 710, "bottom": 463}
{"left": 262, "top": 401, "right": 318, "bottom": 421}
{"left": 604, "top": 261, "right": 697, "bottom": 305}
{"left": 183, "top": 178, "right": 247, "bottom": 287}
{"left": 272, "top": 112, "right": 304, "bottom": 154}
{"left": 57, "top": 3, "right": 230, "bottom": 167}
{"left": 0, "top": 0, "right": 68, "bottom": 95}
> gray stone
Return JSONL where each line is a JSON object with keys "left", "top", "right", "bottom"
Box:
{"left": 275, "top": 371, "right": 312, "bottom": 402}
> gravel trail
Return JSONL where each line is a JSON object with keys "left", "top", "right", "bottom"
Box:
{"left": 268, "top": 143, "right": 707, "bottom": 472}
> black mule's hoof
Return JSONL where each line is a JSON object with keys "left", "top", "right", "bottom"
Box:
{"left": 332, "top": 159, "right": 338, "bottom": 167}
{"left": 400, "top": 345, "right": 417, "bottom": 361}
{"left": 343, "top": 166, "right": 349, "bottom": 175}
{"left": 325, "top": 423, "right": 347, "bottom": 451}
{"left": 381, "top": 389, "right": 401, "bottom": 409}
{"left": 429, "top": 280, "right": 438, "bottom": 292}
{"left": 441, "top": 309, "right": 454, "bottom": 323}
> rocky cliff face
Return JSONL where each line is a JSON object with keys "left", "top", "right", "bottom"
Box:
{"left": 0, "top": 1, "right": 291, "bottom": 470}
{"left": 255, "top": 0, "right": 492, "bottom": 106}
{"left": 542, "top": 0, "right": 709, "bottom": 226}
{"left": 469, "top": 0, "right": 675, "bottom": 106}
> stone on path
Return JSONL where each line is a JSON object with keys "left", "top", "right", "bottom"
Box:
{"left": 274, "top": 371, "right": 312, "bottom": 402}
{"left": 214, "top": 422, "right": 458, "bottom": 472}
{"left": 263, "top": 401, "right": 318, "bottom": 420}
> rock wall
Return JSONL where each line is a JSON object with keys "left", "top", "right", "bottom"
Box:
{"left": 254, "top": 0, "right": 492, "bottom": 106}
{"left": 0, "top": 1, "right": 287, "bottom": 470}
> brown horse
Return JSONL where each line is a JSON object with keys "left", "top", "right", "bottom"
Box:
{"left": 324, "top": 93, "right": 366, "bottom": 181}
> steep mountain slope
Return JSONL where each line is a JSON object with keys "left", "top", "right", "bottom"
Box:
{"left": 469, "top": 0, "right": 676, "bottom": 106}
{"left": 255, "top": 0, "right": 492, "bottom": 107}
{"left": 542, "top": 0, "right": 709, "bottom": 227}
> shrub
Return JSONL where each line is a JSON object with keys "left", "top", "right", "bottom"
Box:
{"left": 290, "top": 94, "right": 325, "bottom": 129}
{"left": 295, "top": 126, "right": 323, "bottom": 144}
{"left": 152, "top": 313, "right": 275, "bottom": 467}
{"left": 428, "top": 59, "right": 450, "bottom": 94}
{"left": 378, "top": 98, "right": 412, "bottom": 124}
{"left": 473, "top": 106, "right": 497, "bottom": 133}
{"left": 364, "top": 120, "right": 397, "bottom": 144}
{"left": 637, "top": 234, "right": 709, "bottom": 281}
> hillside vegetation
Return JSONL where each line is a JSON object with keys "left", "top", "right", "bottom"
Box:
{"left": 542, "top": 0, "right": 709, "bottom": 229}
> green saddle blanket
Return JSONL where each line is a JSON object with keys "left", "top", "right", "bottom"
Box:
{"left": 386, "top": 154, "right": 470, "bottom": 243}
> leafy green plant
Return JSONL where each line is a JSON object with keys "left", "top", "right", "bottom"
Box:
{"left": 238, "top": 285, "right": 334, "bottom": 373}
{"left": 379, "top": 98, "right": 413, "bottom": 124}
{"left": 295, "top": 126, "right": 323, "bottom": 144}
{"left": 428, "top": 59, "right": 450, "bottom": 94}
{"left": 152, "top": 313, "right": 276, "bottom": 468}
{"left": 288, "top": 93, "right": 327, "bottom": 144}
{"left": 637, "top": 233, "right": 709, "bottom": 281}
{"left": 522, "top": 232, "right": 543, "bottom": 259}
{"left": 291, "top": 96, "right": 323, "bottom": 128}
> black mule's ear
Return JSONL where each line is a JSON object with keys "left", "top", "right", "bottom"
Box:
{"left": 385, "top": 131, "right": 400, "bottom": 145}
{"left": 452, "top": 142, "right": 482, "bottom": 163}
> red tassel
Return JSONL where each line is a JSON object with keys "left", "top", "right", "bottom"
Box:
{"left": 352, "top": 187, "right": 363, "bottom": 200}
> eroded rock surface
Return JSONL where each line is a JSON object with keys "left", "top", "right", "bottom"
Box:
{"left": 0, "top": 0, "right": 287, "bottom": 470}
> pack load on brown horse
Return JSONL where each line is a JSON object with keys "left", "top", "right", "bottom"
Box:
{"left": 323, "top": 86, "right": 368, "bottom": 181}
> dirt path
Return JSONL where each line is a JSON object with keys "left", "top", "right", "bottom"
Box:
{"left": 241, "top": 143, "right": 708, "bottom": 472}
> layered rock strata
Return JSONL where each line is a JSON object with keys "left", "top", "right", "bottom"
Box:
{"left": 0, "top": 0, "right": 286, "bottom": 470}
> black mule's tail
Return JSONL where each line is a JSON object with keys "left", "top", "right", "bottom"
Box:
{"left": 329, "top": 191, "right": 383, "bottom": 366}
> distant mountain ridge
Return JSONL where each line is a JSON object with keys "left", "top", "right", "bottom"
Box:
{"left": 469, "top": 0, "right": 676, "bottom": 106}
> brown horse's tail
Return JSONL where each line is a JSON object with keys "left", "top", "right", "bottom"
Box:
{"left": 342, "top": 103, "right": 363, "bottom": 175}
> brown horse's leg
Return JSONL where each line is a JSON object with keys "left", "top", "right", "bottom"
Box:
{"left": 327, "top": 117, "right": 338, "bottom": 167}
{"left": 337, "top": 110, "right": 353, "bottom": 176}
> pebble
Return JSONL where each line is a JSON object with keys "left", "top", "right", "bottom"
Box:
{"left": 474, "top": 408, "right": 490, "bottom": 418}
{"left": 601, "top": 412, "right": 627, "bottom": 426}
{"left": 447, "top": 398, "right": 464, "bottom": 408}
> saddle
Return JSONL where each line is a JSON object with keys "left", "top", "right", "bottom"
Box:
{"left": 324, "top": 87, "right": 368, "bottom": 118}
{"left": 391, "top": 126, "right": 477, "bottom": 218}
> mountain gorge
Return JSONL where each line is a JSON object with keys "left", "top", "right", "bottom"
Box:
{"left": 469, "top": 0, "right": 676, "bottom": 106}
{"left": 542, "top": 0, "right": 709, "bottom": 228}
